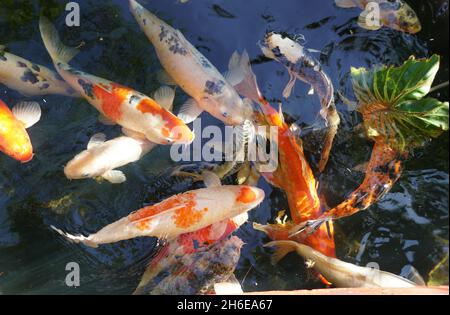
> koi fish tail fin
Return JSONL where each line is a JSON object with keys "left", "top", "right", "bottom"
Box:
{"left": 226, "top": 50, "right": 263, "bottom": 104}
{"left": 39, "top": 16, "right": 79, "bottom": 64}
{"left": 264, "top": 240, "right": 298, "bottom": 265}
{"left": 50, "top": 225, "right": 98, "bottom": 248}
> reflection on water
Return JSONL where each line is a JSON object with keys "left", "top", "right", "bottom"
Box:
{"left": 0, "top": 0, "right": 448, "bottom": 294}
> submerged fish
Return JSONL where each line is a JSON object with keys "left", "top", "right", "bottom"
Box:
{"left": 261, "top": 32, "right": 340, "bottom": 172}
{"left": 129, "top": 0, "right": 254, "bottom": 129}
{"left": 265, "top": 240, "right": 418, "bottom": 288}
{"left": 64, "top": 133, "right": 157, "bottom": 184}
{"left": 150, "top": 235, "right": 244, "bottom": 295}
{"left": 0, "top": 100, "right": 41, "bottom": 162}
{"left": 39, "top": 16, "right": 194, "bottom": 145}
{"left": 335, "top": 0, "right": 422, "bottom": 34}
{"left": 53, "top": 172, "right": 264, "bottom": 247}
{"left": 229, "top": 52, "right": 336, "bottom": 263}
{"left": 0, "top": 47, "right": 78, "bottom": 97}
{"left": 134, "top": 212, "right": 248, "bottom": 294}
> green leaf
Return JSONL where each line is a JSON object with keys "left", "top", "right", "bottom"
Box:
{"left": 351, "top": 55, "right": 449, "bottom": 152}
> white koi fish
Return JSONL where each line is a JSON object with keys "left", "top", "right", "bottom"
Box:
{"left": 265, "top": 240, "right": 420, "bottom": 288}
{"left": 0, "top": 46, "right": 78, "bottom": 97}
{"left": 39, "top": 16, "right": 194, "bottom": 145}
{"left": 129, "top": 0, "right": 254, "bottom": 130}
{"left": 52, "top": 172, "right": 264, "bottom": 248}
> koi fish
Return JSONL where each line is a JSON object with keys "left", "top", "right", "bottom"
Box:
{"left": 129, "top": 0, "right": 254, "bottom": 131}
{"left": 64, "top": 133, "right": 157, "bottom": 184}
{"left": 150, "top": 235, "right": 244, "bottom": 295}
{"left": 229, "top": 51, "right": 336, "bottom": 260}
{"left": 260, "top": 32, "right": 340, "bottom": 172}
{"left": 39, "top": 16, "right": 194, "bottom": 145}
{"left": 335, "top": 0, "right": 422, "bottom": 34}
{"left": 0, "top": 100, "right": 41, "bottom": 162}
{"left": 52, "top": 172, "right": 264, "bottom": 248}
{"left": 0, "top": 46, "right": 78, "bottom": 97}
{"left": 265, "top": 240, "right": 418, "bottom": 288}
{"left": 134, "top": 212, "right": 248, "bottom": 294}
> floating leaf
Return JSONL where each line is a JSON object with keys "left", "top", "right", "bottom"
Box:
{"left": 351, "top": 55, "right": 449, "bottom": 152}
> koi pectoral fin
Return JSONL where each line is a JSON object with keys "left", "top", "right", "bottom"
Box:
{"left": 102, "top": 170, "right": 127, "bottom": 184}
{"left": 178, "top": 98, "right": 203, "bottom": 124}
{"left": 282, "top": 71, "right": 297, "bottom": 99}
{"left": 12, "top": 101, "right": 42, "bottom": 128}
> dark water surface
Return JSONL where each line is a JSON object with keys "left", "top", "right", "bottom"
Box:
{"left": 0, "top": 0, "right": 448, "bottom": 294}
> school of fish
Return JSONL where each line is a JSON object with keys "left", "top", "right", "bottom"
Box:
{"left": 1, "top": 0, "right": 446, "bottom": 295}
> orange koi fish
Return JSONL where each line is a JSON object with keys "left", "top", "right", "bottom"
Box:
{"left": 0, "top": 100, "right": 41, "bottom": 162}
{"left": 39, "top": 16, "right": 193, "bottom": 145}
{"left": 134, "top": 212, "right": 248, "bottom": 294}
{"left": 52, "top": 172, "right": 264, "bottom": 248}
{"left": 230, "top": 52, "right": 336, "bottom": 259}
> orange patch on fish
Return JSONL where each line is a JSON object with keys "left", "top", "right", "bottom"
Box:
{"left": 93, "top": 82, "right": 130, "bottom": 122}
{"left": 236, "top": 186, "right": 256, "bottom": 204}
{"left": 172, "top": 194, "right": 207, "bottom": 229}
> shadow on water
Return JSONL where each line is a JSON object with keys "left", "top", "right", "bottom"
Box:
{"left": 0, "top": 0, "right": 448, "bottom": 293}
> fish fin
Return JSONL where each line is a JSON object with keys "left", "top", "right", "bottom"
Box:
{"left": 289, "top": 123, "right": 302, "bottom": 138}
{"left": 12, "top": 101, "right": 42, "bottom": 128}
{"left": 178, "top": 98, "right": 203, "bottom": 124}
{"left": 402, "top": 265, "right": 426, "bottom": 286}
{"left": 264, "top": 240, "right": 298, "bottom": 265}
{"left": 153, "top": 86, "right": 175, "bottom": 111}
{"left": 102, "top": 170, "right": 126, "bottom": 184}
{"left": 121, "top": 127, "right": 147, "bottom": 141}
{"left": 233, "top": 50, "right": 263, "bottom": 103}
{"left": 283, "top": 71, "right": 297, "bottom": 99}
{"left": 337, "top": 90, "right": 358, "bottom": 111}
{"left": 334, "top": 0, "right": 357, "bottom": 8}
{"left": 201, "top": 170, "right": 222, "bottom": 188}
{"left": 224, "top": 51, "right": 246, "bottom": 86}
{"left": 39, "top": 16, "right": 79, "bottom": 64}
{"left": 156, "top": 70, "right": 178, "bottom": 86}
{"left": 87, "top": 133, "right": 106, "bottom": 150}
{"left": 307, "top": 85, "right": 315, "bottom": 95}
{"left": 235, "top": 119, "right": 255, "bottom": 150}
{"left": 357, "top": 9, "right": 382, "bottom": 31}
{"left": 214, "top": 275, "right": 244, "bottom": 295}
{"left": 50, "top": 225, "right": 98, "bottom": 248}
{"left": 307, "top": 48, "right": 323, "bottom": 54}
{"left": 237, "top": 162, "right": 251, "bottom": 185}
{"left": 98, "top": 114, "right": 116, "bottom": 125}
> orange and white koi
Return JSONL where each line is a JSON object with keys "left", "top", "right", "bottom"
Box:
{"left": 0, "top": 100, "right": 41, "bottom": 162}
{"left": 0, "top": 46, "right": 78, "bottom": 97}
{"left": 129, "top": 0, "right": 254, "bottom": 129}
{"left": 230, "top": 51, "right": 336, "bottom": 260}
{"left": 260, "top": 32, "right": 340, "bottom": 171}
{"left": 52, "top": 172, "right": 264, "bottom": 248}
{"left": 134, "top": 212, "right": 248, "bottom": 294}
{"left": 39, "top": 16, "right": 194, "bottom": 145}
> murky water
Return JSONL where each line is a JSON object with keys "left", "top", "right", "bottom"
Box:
{"left": 0, "top": 0, "right": 448, "bottom": 294}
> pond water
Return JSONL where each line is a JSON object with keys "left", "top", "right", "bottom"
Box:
{"left": 0, "top": 0, "right": 448, "bottom": 294}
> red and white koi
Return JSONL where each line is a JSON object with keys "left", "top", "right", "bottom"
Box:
{"left": 39, "top": 16, "right": 194, "bottom": 145}
{"left": 0, "top": 46, "right": 78, "bottom": 97}
{"left": 0, "top": 100, "right": 41, "bottom": 162}
{"left": 52, "top": 172, "right": 264, "bottom": 248}
{"left": 129, "top": 0, "right": 254, "bottom": 128}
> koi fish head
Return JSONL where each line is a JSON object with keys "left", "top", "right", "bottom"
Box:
{"left": 261, "top": 32, "right": 304, "bottom": 65}
{"left": 64, "top": 148, "right": 108, "bottom": 180}
{"left": 0, "top": 101, "right": 33, "bottom": 163}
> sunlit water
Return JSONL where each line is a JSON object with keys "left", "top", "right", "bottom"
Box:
{"left": 0, "top": 0, "right": 448, "bottom": 294}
